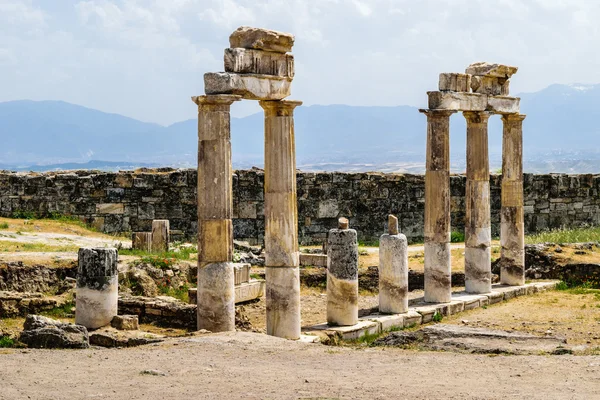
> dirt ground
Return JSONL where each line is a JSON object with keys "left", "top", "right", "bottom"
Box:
{"left": 444, "top": 288, "right": 600, "bottom": 350}
{"left": 1, "top": 331, "right": 599, "bottom": 400}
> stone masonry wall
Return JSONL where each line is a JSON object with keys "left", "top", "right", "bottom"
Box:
{"left": 1, "top": 169, "right": 599, "bottom": 245}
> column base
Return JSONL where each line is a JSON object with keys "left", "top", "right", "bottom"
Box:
{"left": 424, "top": 242, "right": 452, "bottom": 303}
{"left": 75, "top": 276, "right": 118, "bottom": 329}
{"left": 266, "top": 266, "right": 301, "bottom": 339}
{"left": 500, "top": 249, "right": 525, "bottom": 286}
{"left": 197, "top": 262, "right": 235, "bottom": 332}
{"left": 465, "top": 247, "right": 492, "bottom": 294}
{"left": 327, "top": 274, "right": 359, "bottom": 326}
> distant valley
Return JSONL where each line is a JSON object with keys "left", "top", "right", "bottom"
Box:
{"left": 1, "top": 83, "right": 600, "bottom": 174}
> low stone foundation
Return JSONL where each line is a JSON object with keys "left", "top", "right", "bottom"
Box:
{"left": 0, "top": 291, "right": 64, "bottom": 318}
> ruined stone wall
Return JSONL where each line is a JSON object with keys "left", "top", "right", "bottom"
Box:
{"left": 1, "top": 169, "right": 599, "bottom": 244}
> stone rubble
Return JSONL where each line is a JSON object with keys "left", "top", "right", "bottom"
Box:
{"left": 19, "top": 315, "right": 89, "bottom": 349}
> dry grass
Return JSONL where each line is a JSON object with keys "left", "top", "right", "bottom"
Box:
{"left": 0, "top": 217, "right": 128, "bottom": 240}
{"left": 444, "top": 289, "right": 600, "bottom": 353}
{"left": 0, "top": 240, "right": 80, "bottom": 253}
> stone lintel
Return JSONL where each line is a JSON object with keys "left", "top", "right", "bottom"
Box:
{"left": 205, "top": 72, "right": 292, "bottom": 101}
{"left": 229, "top": 26, "right": 294, "bottom": 54}
{"left": 487, "top": 96, "right": 520, "bottom": 114}
{"left": 428, "top": 92, "right": 520, "bottom": 113}
{"left": 439, "top": 73, "right": 472, "bottom": 92}
{"left": 428, "top": 91, "right": 487, "bottom": 111}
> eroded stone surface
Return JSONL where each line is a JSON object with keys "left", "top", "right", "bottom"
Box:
{"left": 229, "top": 26, "right": 294, "bottom": 53}
{"left": 19, "top": 315, "right": 89, "bottom": 349}
{"left": 374, "top": 324, "right": 568, "bottom": 355}
{"left": 439, "top": 73, "right": 471, "bottom": 92}
{"left": 327, "top": 228, "right": 358, "bottom": 326}
{"left": 465, "top": 62, "right": 518, "bottom": 78}
{"left": 197, "top": 262, "right": 235, "bottom": 332}
{"left": 225, "top": 48, "right": 294, "bottom": 78}
{"left": 76, "top": 248, "right": 119, "bottom": 330}
{"left": 379, "top": 232, "right": 408, "bottom": 314}
{"left": 205, "top": 72, "right": 291, "bottom": 100}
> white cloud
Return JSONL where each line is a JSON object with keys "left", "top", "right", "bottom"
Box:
{"left": 1, "top": 0, "right": 600, "bottom": 125}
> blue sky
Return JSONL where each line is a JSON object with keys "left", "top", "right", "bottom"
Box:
{"left": 1, "top": 0, "right": 600, "bottom": 125}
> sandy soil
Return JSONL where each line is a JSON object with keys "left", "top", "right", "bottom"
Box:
{"left": 1, "top": 331, "right": 599, "bottom": 400}
{"left": 444, "top": 289, "right": 600, "bottom": 348}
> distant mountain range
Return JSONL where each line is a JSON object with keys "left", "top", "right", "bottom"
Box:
{"left": 1, "top": 83, "right": 600, "bottom": 173}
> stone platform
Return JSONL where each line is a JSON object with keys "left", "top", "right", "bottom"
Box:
{"left": 303, "top": 281, "right": 557, "bottom": 341}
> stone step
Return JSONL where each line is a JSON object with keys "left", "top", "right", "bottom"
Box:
{"left": 302, "top": 281, "right": 557, "bottom": 341}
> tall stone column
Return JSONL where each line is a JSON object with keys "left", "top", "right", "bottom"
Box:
{"left": 500, "top": 114, "right": 526, "bottom": 286}
{"left": 192, "top": 94, "right": 240, "bottom": 332}
{"left": 421, "top": 109, "right": 455, "bottom": 303}
{"left": 259, "top": 99, "right": 302, "bottom": 339}
{"left": 464, "top": 111, "right": 492, "bottom": 294}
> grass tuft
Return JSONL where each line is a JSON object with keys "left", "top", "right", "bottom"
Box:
{"left": 525, "top": 226, "right": 600, "bottom": 245}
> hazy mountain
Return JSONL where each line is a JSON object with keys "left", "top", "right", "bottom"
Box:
{"left": 1, "top": 83, "right": 600, "bottom": 173}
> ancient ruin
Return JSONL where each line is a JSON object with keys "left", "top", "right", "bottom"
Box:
{"left": 75, "top": 248, "right": 118, "bottom": 329}
{"left": 379, "top": 215, "right": 409, "bottom": 314}
{"left": 193, "top": 26, "right": 302, "bottom": 338}
{"left": 421, "top": 62, "right": 525, "bottom": 302}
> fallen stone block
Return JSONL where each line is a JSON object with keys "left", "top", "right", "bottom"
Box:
{"left": 225, "top": 48, "right": 294, "bottom": 78}
{"left": 439, "top": 73, "right": 471, "bottom": 92}
{"left": 204, "top": 72, "right": 292, "bottom": 100}
{"left": 466, "top": 62, "right": 518, "bottom": 78}
{"left": 368, "top": 313, "right": 406, "bottom": 331}
{"left": 111, "top": 315, "right": 139, "bottom": 331}
{"left": 19, "top": 315, "right": 89, "bottom": 349}
{"left": 89, "top": 329, "right": 163, "bottom": 348}
{"left": 229, "top": 26, "right": 294, "bottom": 53}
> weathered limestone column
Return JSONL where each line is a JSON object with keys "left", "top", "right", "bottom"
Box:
{"left": 151, "top": 220, "right": 170, "bottom": 252}
{"left": 421, "top": 109, "right": 455, "bottom": 303}
{"left": 327, "top": 218, "right": 359, "bottom": 326}
{"left": 379, "top": 215, "right": 409, "bottom": 314}
{"left": 464, "top": 111, "right": 492, "bottom": 294}
{"left": 193, "top": 94, "right": 241, "bottom": 332}
{"left": 75, "top": 247, "right": 118, "bottom": 329}
{"left": 259, "top": 99, "right": 302, "bottom": 339}
{"left": 500, "top": 114, "right": 526, "bottom": 285}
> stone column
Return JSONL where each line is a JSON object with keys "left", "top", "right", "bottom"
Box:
{"left": 193, "top": 94, "right": 241, "bottom": 332}
{"left": 75, "top": 247, "right": 118, "bottom": 329}
{"left": 464, "top": 111, "right": 492, "bottom": 294}
{"left": 500, "top": 114, "right": 526, "bottom": 286}
{"left": 379, "top": 215, "right": 409, "bottom": 314}
{"left": 421, "top": 109, "right": 455, "bottom": 303}
{"left": 151, "top": 220, "right": 170, "bottom": 252}
{"left": 327, "top": 218, "right": 359, "bottom": 326}
{"left": 259, "top": 99, "right": 302, "bottom": 339}
{"left": 132, "top": 232, "right": 151, "bottom": 252}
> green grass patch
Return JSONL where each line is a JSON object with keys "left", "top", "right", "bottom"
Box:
{"left": 450, "top": 231, "right": 465, "bottom": 243}
{"left": 0, "top": 336, "right": 15, "bottom": 348}
{"left": 120, "top": 247, "right": 197, "bottom": 266}
{"left": 41, "top": 302, "right": 75, "bottom": 319}
{"left": 0, "top": 222, "right": 9, "bottom": 230}
{"left": 157, "top": 280, "right": 189, "bottom": 303}
{"left": 358, "top": 239, "right": 379, "bottom": 247}
{"left": 525, "top": 226, "right": 600, "bottom": 245}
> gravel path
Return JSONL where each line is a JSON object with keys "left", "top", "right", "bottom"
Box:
{"left": 0, "top": 332, "right": 598, "bottom": 400}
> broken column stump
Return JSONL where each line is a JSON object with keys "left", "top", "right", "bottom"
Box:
{"left": 151, "top": 220, "right": 170, "bottom": 252}
{"left": 327, "top": 218, "right": 359, "bottom": 326}
{"left": 132, "top": 232, "right": 151, "bottom": 252}
{"left": 75, "top": 247, "right": 118, "bottom": 329}
{"left": 379, "top": 215, "right": 409, "bottom": 314}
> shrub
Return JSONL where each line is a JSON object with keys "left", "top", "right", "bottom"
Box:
{"left": 450, "top": 231, "right": 465, "bottom": 243}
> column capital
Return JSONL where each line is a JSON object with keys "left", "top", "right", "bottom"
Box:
{"left": 192, "top": 95, "right": 241, "bottom": 110}
{"left": 259, "top": 100, "right": 302, "bottom": 116}
{"left": 501, "top": 113, "right": 526, "bottom": 123}
{"left": 463, "top": 110, "right": 491, "bottom": 123}
{"left": 419, "top": 109, "right": 456, "bottom": 118}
